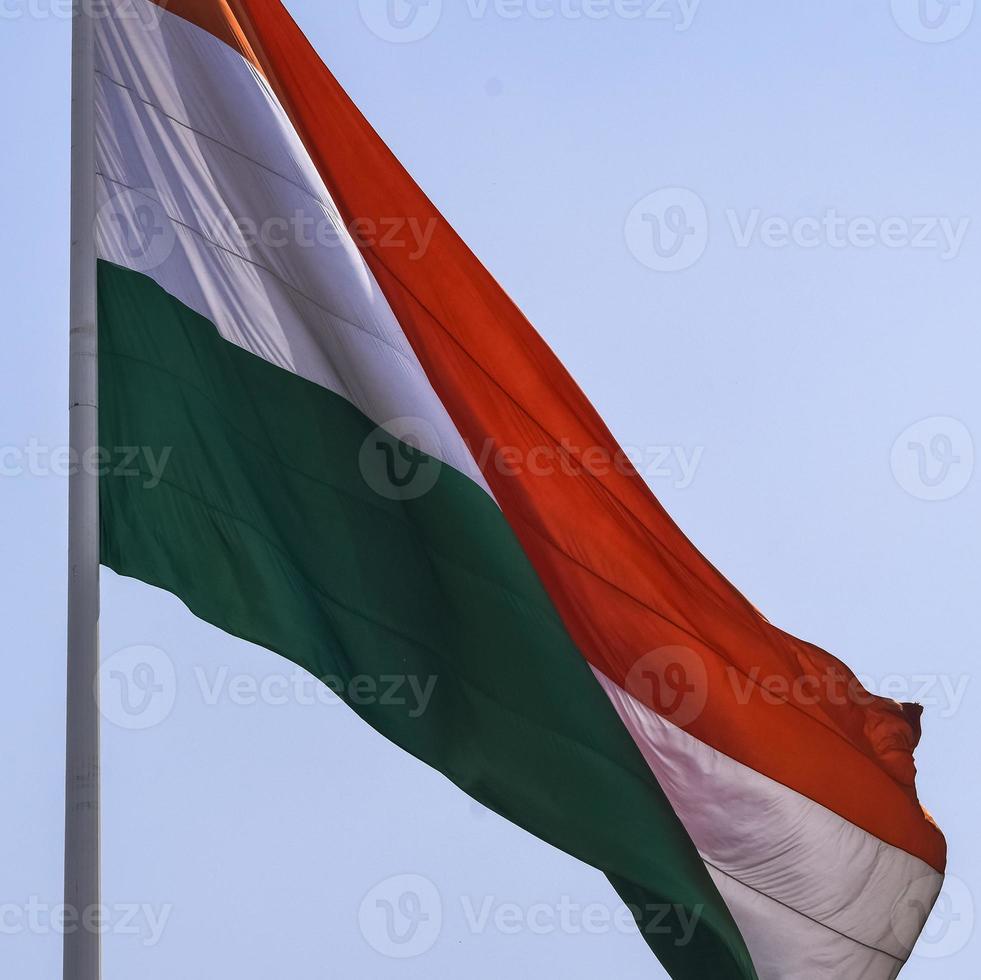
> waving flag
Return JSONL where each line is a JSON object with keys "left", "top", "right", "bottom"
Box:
{"left": 92, "top": 2, "right": 945, "bottom": 976}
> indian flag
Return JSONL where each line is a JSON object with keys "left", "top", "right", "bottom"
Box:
{"left": 91, "top": 1, "right": 945, "bottom": 976}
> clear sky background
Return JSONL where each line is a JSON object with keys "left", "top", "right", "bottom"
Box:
{"left": 0, "top": 1, "right": 978, "bottom": 977}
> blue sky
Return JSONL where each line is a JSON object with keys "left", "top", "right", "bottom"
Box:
{"left": 0, "top": 0, "right": 978, "bottom": 976}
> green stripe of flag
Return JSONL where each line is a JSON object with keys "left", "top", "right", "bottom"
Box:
{"left": 98, "top": 259, "right": 757, "bottom": 979}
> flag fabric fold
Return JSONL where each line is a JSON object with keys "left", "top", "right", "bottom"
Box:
{"left": 93, "top": 2, "right": 945, "bottom": 976}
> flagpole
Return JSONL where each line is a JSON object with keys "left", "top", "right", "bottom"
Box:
{"left": 65, "top": 0, "right": 101, "bottom": 977}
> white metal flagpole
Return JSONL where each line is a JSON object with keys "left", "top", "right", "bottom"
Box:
{"left": 65, "top": 0, "right": 101, "bottom": 977}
